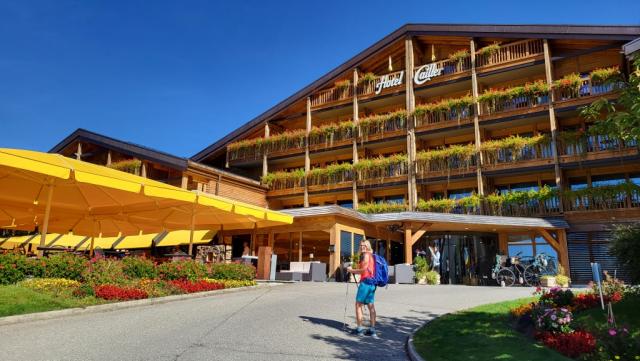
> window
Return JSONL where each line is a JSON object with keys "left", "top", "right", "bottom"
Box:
{"left": 337, "top": 200, "right": 353, "bottom": 209}
{"left": 448, "top": 189, "right": 474, "bottom": 199}
{"left": 340, "top": 231, "right": 352, "bottom": 263}
{"left": 510, "top": 182, "right": 538, "bottom": 193}
{"left": 386, "top": 195, "right": 405, "bottom": 204}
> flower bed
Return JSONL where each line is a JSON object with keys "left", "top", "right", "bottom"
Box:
{"left": 169, "top": 280, "right": 224, "bottom": 293}
{"left": 94, "top": 284, "right": 148, "bottom": 301}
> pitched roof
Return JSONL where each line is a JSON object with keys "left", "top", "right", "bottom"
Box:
{"left": 191, "top": 23, "right": 640, "bottom": 162}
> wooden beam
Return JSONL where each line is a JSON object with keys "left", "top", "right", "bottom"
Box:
{"left": 543, "top": 39, "right": 564, "bottom": 212}
{"left": 352, "top": 68, "right": 359, "bottom": 210}
{"left": 404, "top": 225, "right": 413, "bottom": 264}
{"left": 411, "top": 223, "right": 431, "bottom": 244}
{"left": 262, "top": 122, "right": 270, "bottom": 179}
{"left": 557, "top": 229, "right": 571, "bottom": 276}
{"left": 537, "top": 228, "right": 560, "bottom": 251}
{"left": 304, "top": 97, "right": 311, "bottom": 208}
{"left": 470, "top": 38, "right": 485, "bottom": 197}
{"left": 76, "top": 142, "right": 82, "bottom": 160}
{"left": 405, "top": 36, "right": 417, "bottom": 210}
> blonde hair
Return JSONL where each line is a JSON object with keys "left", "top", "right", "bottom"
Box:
{"left": 359, "top": 240, "right": 373, "bottom": 253}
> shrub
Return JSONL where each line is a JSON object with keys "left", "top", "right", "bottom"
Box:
{"left": 19, "top": 278, "right": 81, "bottom": 296}
{"left": 588, "top": 326, "right": 640, "bottom": 361}
{"left": 510, "top": 302, "right": 535, "bottom": 318}
{"left": 536, "top": 330, "right": 596, "bottom": 358}
{"left": 134, "top": 279, "right": 184, "bottom": 297}
{"left": 538, "top": 287, "right": 574, "bottom": 307}
{"left": 94, "top": 284, "right": 148, "bottom": 301}
{"left": 169, "top": 280, "right": 224, "bottom": 293}
{"left": 534, "top": 307, "right": 573, "bottom": 334}
{"left": 208, "top": 263, "right": 255, "bottom": 281}
{"left": 73, "top": 283, "right": 95, "bottom": 297}
{"left": 413, "top": 256, "right": 429, "bottom": 282}
{"left": 0, "top": 253, "right": 35, "bottom": 284}
{"left": 121, "top": 257, "right": 157, "bottom": 279}
{"left": 44, "top": 253, "right": 88, "bottom": 281}
{"left": 82, "top": 258, "right": 127, "bottom": 286}
{"left": 158, "top": 260, "right": 207, "bottom": 281}
{"left": 424, "top": 271, "right": 440, "bottom": 285}
{"left": 572, "top": 292, "right": 601, "bottom": 311}
{"left": 204, "top": 279, "right": 257, "bottom": 288}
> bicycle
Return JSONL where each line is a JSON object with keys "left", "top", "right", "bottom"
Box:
{"left": 523, "top": 253, "right": 557, "bottom": 286}
{"left": 492, "top": 253, "right": 528, "bottom": 287}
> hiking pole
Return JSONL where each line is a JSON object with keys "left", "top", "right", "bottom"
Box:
{"left": 343, "top": 277, "right": 350, "bottom": 330}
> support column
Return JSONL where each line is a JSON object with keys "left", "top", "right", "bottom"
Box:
{"left": 405, "top": 36, "right": 418, "bottom": 210}
{"left": 106, "top": 150, "right": 112, "bottom": 166}
{"left": 262, "top": 122, "right": 270, "bottom": 179}
{"left": 304, "top": 97, "right": 311, "bottom": 207}
{"left": 329, "top": 224, "right": 341, "bottom": 279}
{"left": 76, "top": 142, "right": 82, "bottom": 160}
{"left": 352, "top": 68, "right": 360, "bottom": 209}
{"left": 557, "top": 229, "right": 571, "bottom": 276}
{"left": 404, "top": 224, "right": 413, "bottom": 264}
{"left": 37, "top": 183, "right": 54, "bottom": 258}
{"left": 543, "top": 39, "right": 565, "bottom": 212}
{"left": 298, "top": 231, "right": 303, "bottom": 261}
{"left": 470, "top": 39, "right": 485, "bottom": 197}
{"left": 141, "top": 162, "right": 147, "bottom": 178}
{"left": 180, "top": 175, "right": 188, "bottom": 189}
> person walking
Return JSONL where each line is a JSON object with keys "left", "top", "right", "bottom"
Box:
{"left": 429, "top": 245, "right": 441, "bottom": 273}
{"left": 347, "top": 240, "right": 378, "bottom": 338}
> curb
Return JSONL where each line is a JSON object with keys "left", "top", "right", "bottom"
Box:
{"left": 405, "top": 315, "right": 445, "bottom": 361}
{"left": 0, "top": 282, "right": 284, "bottom": 327}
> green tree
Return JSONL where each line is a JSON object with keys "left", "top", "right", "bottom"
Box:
{"left": 609, "top": 224, "right": 640, "bottom": 283}
{"left": 581, "top": 57, "right": 640, "bottom": 144}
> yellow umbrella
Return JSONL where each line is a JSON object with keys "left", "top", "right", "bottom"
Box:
{"left": 155, "top": 230, "right": 217, "bottom": 247}
{"left": 0, "top": 148, "right": 294, "bottom": 256}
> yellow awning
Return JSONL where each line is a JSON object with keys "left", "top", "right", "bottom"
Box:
{"left": 113, "top": 233, "right": 157, "bottom": 249}
{"left": 156, "top": 230, "right": 216, "bottom": 247}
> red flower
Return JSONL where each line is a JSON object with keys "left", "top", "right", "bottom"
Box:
{"left": 94, "top": 285, "right": 148, "bottom": 301}
{"left": 536, "top": 331, "right": 596, "bottom": 358}
{"left": 169, "top": 280, "right": 224, "bottom": 294}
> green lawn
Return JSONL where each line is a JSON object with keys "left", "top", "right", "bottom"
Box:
{"left": 0, "top": 285, "right": 100, "bottom": 317}
{"left": 412, "top": 297, "right": 571, "bottom": 361}
{"left": 574, "top": 294, "right": 640, "bottom": 338}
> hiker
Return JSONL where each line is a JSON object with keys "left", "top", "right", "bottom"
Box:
{"left": 429, "top": 245, "right": 441, "bottom": 273}
{"left": 347, "top": 240, "right": 378, "bottom": 338}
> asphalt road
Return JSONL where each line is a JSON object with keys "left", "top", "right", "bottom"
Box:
{"left": 0, "top": 283, "right": 534, "bottom": 361}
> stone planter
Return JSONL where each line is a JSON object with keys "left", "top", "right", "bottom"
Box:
{"left": 540, "top": 277, "right": 556, "bottom": 287}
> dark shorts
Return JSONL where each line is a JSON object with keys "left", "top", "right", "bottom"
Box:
{"left": 356, "top": 282, "right": 376, "bottom": 304}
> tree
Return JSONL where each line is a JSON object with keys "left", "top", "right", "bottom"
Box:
{"left": 609, "top": 224, "right": 640, "bottom": 283}
{"left": 581, "top": 57, "right": 640, "bottom": 144}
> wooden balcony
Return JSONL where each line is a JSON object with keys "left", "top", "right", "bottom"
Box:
{"left": 310, "top": 85, "right": 354, "bottom": 109}
{"left": 479, "top": 93, "right": 550, "bottom": 122}
{"left": 476, "top": 39, "right": 544, "bottom": 73}
{"left": 356, "top": 162, "right": 408, "bottom": 187}
{"left": 482, "top": 137, "right": 554, "bottom": 172}
{"left": 564, "top": 186, "right": 640, "bottom": 213}
{"left": 558, "top": 134, "right": 639, "bottom": 164}
{"left": 415, "top": 103, "right": 474, "bottom": 133}
{"left": 412, "top": 56, "right": 471, "bottom": 90}
{"left": 553, "top": 76, "right": 623, "bottom": 110}
{"left": 416, "top": 154, "right": 477, "bottom": 180}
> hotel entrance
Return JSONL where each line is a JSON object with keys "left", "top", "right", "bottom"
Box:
{"left": 415, "top": 233, "right": 499, "bottom": 286}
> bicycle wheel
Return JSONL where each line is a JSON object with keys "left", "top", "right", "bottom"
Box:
{"left": 523, "top": 264, "right": 540, "bottom": 287}
{"left": 496, "top": 268, "right": 516, "bottom": 287}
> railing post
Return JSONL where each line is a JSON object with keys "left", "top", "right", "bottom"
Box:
{"left": 262, "top": 122, "right": 270, "bottom": 179}
{"left": 304, "top": 97, "right": 311, "bottom": 207}
{"left": 405, "top": 36, "right": 418, "bottom": 210}
{"left": 352, "top": 68, "right": 360, "bottom": 210}
{"left": 470, "top": 38, "right": 486, "bottom": 201}
{"left": 543, "top": 39, "right": 565, "bottom": 213}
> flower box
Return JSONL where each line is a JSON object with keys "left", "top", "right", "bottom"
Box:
{"left": 540, "top": 276, "right": 556, "bottom": 287}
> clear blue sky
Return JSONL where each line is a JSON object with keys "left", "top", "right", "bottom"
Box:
{"left": 1, "top": 0, "right": 639, "bottom": 157}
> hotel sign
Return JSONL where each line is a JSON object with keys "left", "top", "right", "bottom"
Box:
{"left": 373, "top": 62, "right": 444, "bottom": 94}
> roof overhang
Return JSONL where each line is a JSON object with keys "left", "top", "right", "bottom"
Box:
{"left": 623, "top": 37, "right": 640, "bottom": 57}
{"left": 280, "top": 205, "right": 568, "bottom": 231}
{"left": 191, "top": 23, "right": 640, "bottom": 162}
{"left": 50, "top": 128, "right": 189, "bottom": 170}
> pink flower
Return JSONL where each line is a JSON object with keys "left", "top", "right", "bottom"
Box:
{"left": 608, "top": 329, "right": 617, "bottom": 336}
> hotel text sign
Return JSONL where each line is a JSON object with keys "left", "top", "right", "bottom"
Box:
{"left": 373, "top": 63, "right": 444, "bottom": 94}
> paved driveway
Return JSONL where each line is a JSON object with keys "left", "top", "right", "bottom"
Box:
{"left": 0, "top": 283, "right": 534, "bottom": 361}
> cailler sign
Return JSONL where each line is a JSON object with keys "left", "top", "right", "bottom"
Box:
{"left": 373, "top": 63, "right": 444, "bottom": 94}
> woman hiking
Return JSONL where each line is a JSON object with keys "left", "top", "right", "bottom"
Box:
{"left": 347, "top": 240, "right": 378, "bottom": 338}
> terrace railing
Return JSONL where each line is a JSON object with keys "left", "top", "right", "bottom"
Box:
{"left": 356, "top": 161, "right": 408, "bottom": 182}
{"left": 357, "top": 70, "right": 406, "bottom": 97}
{"left": 414, "top": 104, "right": 475, "bottom": 130}
{"left": 553, "top": 76, "right": 623, "bottom": 103}
{"left": 306, "top": 168, "right": 354, "bottom": 188}
{"left": 476, "top": 39, "right": 544, "bottom": 69}
{"left": 482, "top": 139, "right": 553, "bottom": 166}
{"left": 416, "top": 154, "right": 477, "bottom": 178}
{"left": 564, "top": 186, "right": 637, "bottom": 212}
{"left": 480, "top": 93, "right": 549, "bottom": 116}
{"left": 310, "top": 85, "right": 354, "bottom": 108}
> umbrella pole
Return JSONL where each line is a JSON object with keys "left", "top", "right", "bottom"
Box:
{"left": 90, "top": 237, "right": 95, "bottom": 258}
{"left": 38, "top": 184, "right": 54, "bottom": 258}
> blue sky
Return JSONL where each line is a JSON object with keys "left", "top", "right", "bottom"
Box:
{"left": 1, "top": 0, "right": 639, "bottom": 157}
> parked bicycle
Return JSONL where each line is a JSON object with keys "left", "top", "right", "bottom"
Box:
{"left": 492, "top": 252, "right": 529, "bottom": 287}
{"left": 523, "top": 253, "right": 557, "bottom": 286}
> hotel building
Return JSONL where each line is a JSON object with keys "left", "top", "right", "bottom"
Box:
{"left": 52, "top": 25, "right": 640, "bottom": 284}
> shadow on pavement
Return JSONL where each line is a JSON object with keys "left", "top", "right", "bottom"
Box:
{"left": 300, "top": 311, "right": 440, "bottom": 360}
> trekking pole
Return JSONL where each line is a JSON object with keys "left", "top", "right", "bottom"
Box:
{"left": 343, "top": 277, "right": 350, "bottom": 330}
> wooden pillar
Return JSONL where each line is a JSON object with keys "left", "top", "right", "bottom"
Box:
{"left": 76, "top": 142, "right": 82, "bottom": 160}
{"left": 106, "top": 150, "right": 112, "bottom": 166}
{"left": 404, "top": 225, "right": 413, "bottom": 264}
{"left": 251, "top": 223, "right": 257, "bottom": 256}
{"left": 288, "top": 232, "right": 292, "bottom": 262}
{"left": 298, "top": 231, "right": 303, "bottom": 261}
{"left": 470, "top": 39, "right": 485, "bottom": 197}
{"left": 557, "top": 229, "right": 571, "bottom": 276}
{"left": 188, "top": 206, "right": 195, "bottom": 256}
{"left": 352, "top": 68, "right": 360, "bottom": 210}
{"left": 543, "top": 39, "right": 564, "bottom": 211}
{"left": 216, "top": 174, "right": 221, "bottom": 195}
{"left": 304, "top": 97, "right": 311, "bottom": 207}
{"left": 181, "top": 175, "right": 188, "bottom": 189}
{"left": 405, "top": 36, "right": 418, "bottom": 210}
{"left": 329, "top": 224, "right": 341, "bottom": 279}
{"left": 141, "top": 162, "right": 147, "bottom": 178}
{"left": 498, "top": 232, "right": 508, "bottom": 255}
{"left": 262, "top": 122, "right": 270, "bottom": 179}
{"left": 268, "top": 231, "right": 275, "bottom": 248}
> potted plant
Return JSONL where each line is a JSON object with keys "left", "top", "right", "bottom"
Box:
{"left": 448, "top": 49, "right": 470, "bottom": 71}
{"left": 358, "top": 72, "right": 377, "bottom": 94}
{"left": 334, "top": 79, "right": 351, "bottom": 99}
{"left": 425, "top": 270, "right": 441, "bottom": 285}
{"left": 540, "top": 275, "right": 557, "bottom": 287}
{"left": 413, "top": 256, "right": 429, "bottom": 284}
{"left": 478, "top": 42, "right": 501, "bottom": 64}
{"left": 555, "top": 265, "right": 571, "bottom": 288}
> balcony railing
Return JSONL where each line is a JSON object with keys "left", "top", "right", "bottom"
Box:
{"left": 476, "top": 39, "right": 544, "bottom": 69}
{"left": 414, "top": 96, "right": 475, "bottom": 130}
{"left": 310, "top": 85, "right": 354, "bottom": 108}
{"left": 412, "top": 56, "right": 471, "bottom": 86}
{"left": 564, "top": 183, "right": 640, "bottom": 212}
{"left": 481, "top": 135, "right": 553, "bottom": 167}
{"left": 558, "top": 132, "right": 638, "bottom": 157}
{"left": 416, "top": 145, "right": 477, "bottom": 179}
{"left": 553, "top": 74, "right": 623, "bottom": 103}
{"left": 357, "top": 69, "right": 405, "bottom": 98}
{"left": 306, "top": 164, "right": 354, "bottom": 188}
{"left": 479, "top": 91, "right": 549, "bottom": 116}
{"left": 359, "top": 111, "right": 406, "bottom": 140}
